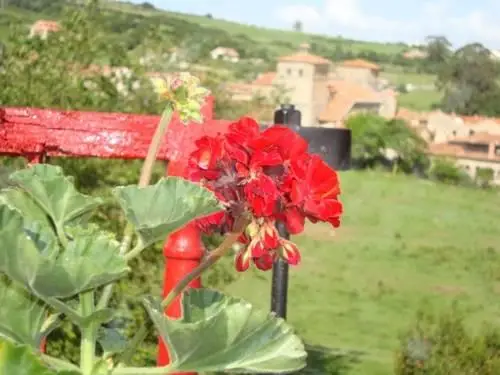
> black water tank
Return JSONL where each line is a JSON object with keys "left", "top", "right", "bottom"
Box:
{"left": 273, "top": 106, "right": 351, "bottom": 170}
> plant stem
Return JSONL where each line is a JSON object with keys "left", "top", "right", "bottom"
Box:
{"left": 119, "top": 106, "right": 174, "bottom": 256}
{"left": 42, "top": 354, "right": 80, "bottom": 372}
{"left": 97, "top": 106, "right": 174, "bottom": 311}
{"left": 80, "top": 291, "right": 97, "bottom": 375}
{"left": 161, "top": 215, "right": 250, "bottom": 310}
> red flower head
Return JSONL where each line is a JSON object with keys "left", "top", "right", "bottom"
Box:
{"left": 186, "top": 117, "right": 343, "bottom": 272}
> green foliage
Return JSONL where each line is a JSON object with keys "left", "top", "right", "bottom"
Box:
{"left": 434, "top": 42, "right": 500, "bottom": 116}
{"left": 0, "top": 277, "right": 55, "bottom": 349}
{"left": 143, "top": 289, "right": 306, "bottom": 373}
{"left": 345, "top": 113, "right": 428, "bottom": 173}
{"left": 0, "top": 164, "right": 307, "bottom": 374}
{"left": 428, "top": 158, "right": 472, "bottom": 186}
{"left": 475, "top": 167, "right": 494, "bottom": 188}
{"left": 113, "top": 177, "right": 222, "bottom": 249}
{"left": 395, "top": 308, "right": 500, "bottom": 375}
{"left": 0, "top": 338, "right": 79, "bottom": 375}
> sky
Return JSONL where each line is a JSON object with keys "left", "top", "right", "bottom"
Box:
{"left": 128, "top": 0, "right": 500, "bottom": 49}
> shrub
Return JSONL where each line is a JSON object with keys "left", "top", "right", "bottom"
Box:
{"left": 475, "top": 167, "right": 494, "bottom": 189}
{"left": 428, "top": 158, "right": 472, "bottom": 186}
{"left": 395, "top": 308, "right": 500, "bottom": 375}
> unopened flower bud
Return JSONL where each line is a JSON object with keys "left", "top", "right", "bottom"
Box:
{"left": 280, "top": 239, "right": 301, "bottom": 266}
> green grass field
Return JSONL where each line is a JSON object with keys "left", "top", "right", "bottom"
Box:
{"left": 221, "top": 171, "right": 500, "bottom": 375}
{"left": 398, "top": 90, "right": 442, "bottom": 111}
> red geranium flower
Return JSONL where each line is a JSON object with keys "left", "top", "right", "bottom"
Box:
{"left": 186, "top": 117, "right": 343, "bottom": 272}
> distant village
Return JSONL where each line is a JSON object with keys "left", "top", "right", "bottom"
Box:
{"left": 30, "top": 20, "right": 500, "bottom": 186}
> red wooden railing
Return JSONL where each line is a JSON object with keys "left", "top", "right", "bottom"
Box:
{"left": 0, "top": 96, "right": 231, "bottom": 374}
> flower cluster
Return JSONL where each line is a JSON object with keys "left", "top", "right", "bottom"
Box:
{"left": 158, "top": 72, "right": 209, "bottom": 123}
{"left": 187, "top": 117, "right": 343, "bottom": 271}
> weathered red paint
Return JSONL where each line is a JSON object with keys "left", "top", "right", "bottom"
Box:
{"left": 0, "top": 96, "right": 219, "bottom": 161}
{"left": 0, "top": 96, "right": 234, "bottom": 370}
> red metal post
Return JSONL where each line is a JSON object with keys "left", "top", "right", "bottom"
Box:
{"left": 156, "top": 220, "right": 204, "bottom": 373}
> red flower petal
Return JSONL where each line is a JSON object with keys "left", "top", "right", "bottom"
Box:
{"left": 226, "top": 117, "right": 260, "bottom": 146}
{"left": 251, "top": 126, "right": 308, "bottom": 160}
{"left": 253, "top": 252, "right": 276, "bottom": 271}
{"left": 284, "top": 207, "right": 305, "bottom": 235}
{"left": 243, "top": 174, "right": 279, "bottom": 217}
{"left": 235, "top": 250, "right": 251, "bottom": 272}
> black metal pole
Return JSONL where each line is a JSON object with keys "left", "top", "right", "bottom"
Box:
{"left": 271, "top": 104, "right": 300, "bottom": 320}
{"left": 271, "top": 221, "right": 290, "bottom": 318}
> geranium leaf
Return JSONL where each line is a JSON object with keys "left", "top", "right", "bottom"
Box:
{"left": 112, "top": 177, "right": 222, "bottom": 248}
{"left": 0, "top": 338, "right": 80, "bottom": 375}
{"left": 97, "top": 327, "right": 127, "bottom": 355}
{"left": 0, "top": 188, "right": 59, "bottom": 257}
{"left": 0, "top": 205, "right": 129, "bottom": 299}
{"left": 8, "top": 164, "right": 103, "bottom": 228}
{"left": 0, "top": 278, "right": 54, "bottom": 349}
{"left": 142, "top": 289, "right": 307, "bottom": 373}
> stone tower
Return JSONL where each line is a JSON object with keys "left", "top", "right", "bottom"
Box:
{"left": 275, "top": 43, "right": 331, "bottom": 126}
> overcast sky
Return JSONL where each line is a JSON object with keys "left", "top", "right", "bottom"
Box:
{"left": 128, "top": 0, "right": 500, "bottom": 49}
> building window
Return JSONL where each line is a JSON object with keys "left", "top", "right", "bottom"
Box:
{"left": 298, "top": 69, "right": 303, "bottom": 77}
{"left": 452, "top": 130, "right": 457, "bottom": 136}
{"left": 287, "top": 68, "right": 291, "bottom": 75}
{"left": 469, "top": 129, "right": 475, "bottom": 136}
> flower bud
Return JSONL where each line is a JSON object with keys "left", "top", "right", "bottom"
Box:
{"left": 235, "top": 249, "right": 251, "bottom": 272}
{"left": 280, "top": 239, "right": 301, "bottom": 266}
{"left": 248, "top": 239, "right": 266, "bottom": 258}
{"left": 253, "top": 252, "right": 276, "bottom": 271}
{"left": 260, "top": 221, "right": 280, "bottom": 249}
{"left": 159, "top": 72, "right": 209, "bottom": 124}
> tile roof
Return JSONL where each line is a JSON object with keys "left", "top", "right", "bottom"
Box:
{"left": 340, "top": 59, "right": 381, "bottom": 71}
{"left": 252, "top": 72, "right": 276, "bottom": 86}
{"left": 450, "top": 132, "right": 500, "bottom": 144}
{"left": 31, "top": 20, "right": 61, "bottom": 32}
{"left": 225, "top": 82, "right": 254, "bottom": 94}
{"left": 459, "top": 114, "right": 500, "bottom": 126}
{"left": 428, "top": 142, "right": 500, "bottom": 162}
{"left": 278, "top": 52, "right": 332, "bottom": 65}
{"left": 318, "top": 80, "right": 383, "bottom": 123}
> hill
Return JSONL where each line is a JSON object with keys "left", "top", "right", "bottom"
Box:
{"left": 222, "top": 170, "right": 500, "bottom": 375}
{"left": 1, "top": 0, "right": 409, "bottom": 62}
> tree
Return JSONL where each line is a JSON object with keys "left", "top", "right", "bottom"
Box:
{"left": 345, "top": 114, "right": 428, "bottom": 173}
{"left": 293, "top": 20, "right": 303, "bottom": 32}
{"left": 425, "top": 35, "right": 452, "bottom": 69}
{"left": 438, "top": 42, "right": 500, "bottom": 116}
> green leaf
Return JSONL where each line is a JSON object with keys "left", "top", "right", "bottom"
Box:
{"left": 0, "top": 188, "right": 59, "bottom": 257}
{"left": 9, "top": 164, "right": 103, "bottom": 228}
{"left": 0, "top": 338, "right": 80, "bottom": 375}
{"left": 97, "top": 327, "right": 127, "bottom": 355}
{"left": 0, "top": 278, "right": 54, "bottom": 349}
{"left": 113, "top": 177, "right": 222, "bottom": 248}
{"left": 0, "top": 205, "right": 129, "bottom": 299}
{"left": 142, "top": 289, "right": 307, "bottom": 373}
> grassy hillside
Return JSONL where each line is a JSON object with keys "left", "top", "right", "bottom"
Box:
{"left": 1, "top": 0, "right": 408, "bottom": 59}
{"left": 222, "top": 171, "right": 500, "bottom": 375}
{"left": 1, "top": 1, "right": 438, "bottom": 110}
{"left": 104, "top": 1, "right": 408, "bottom": 56}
